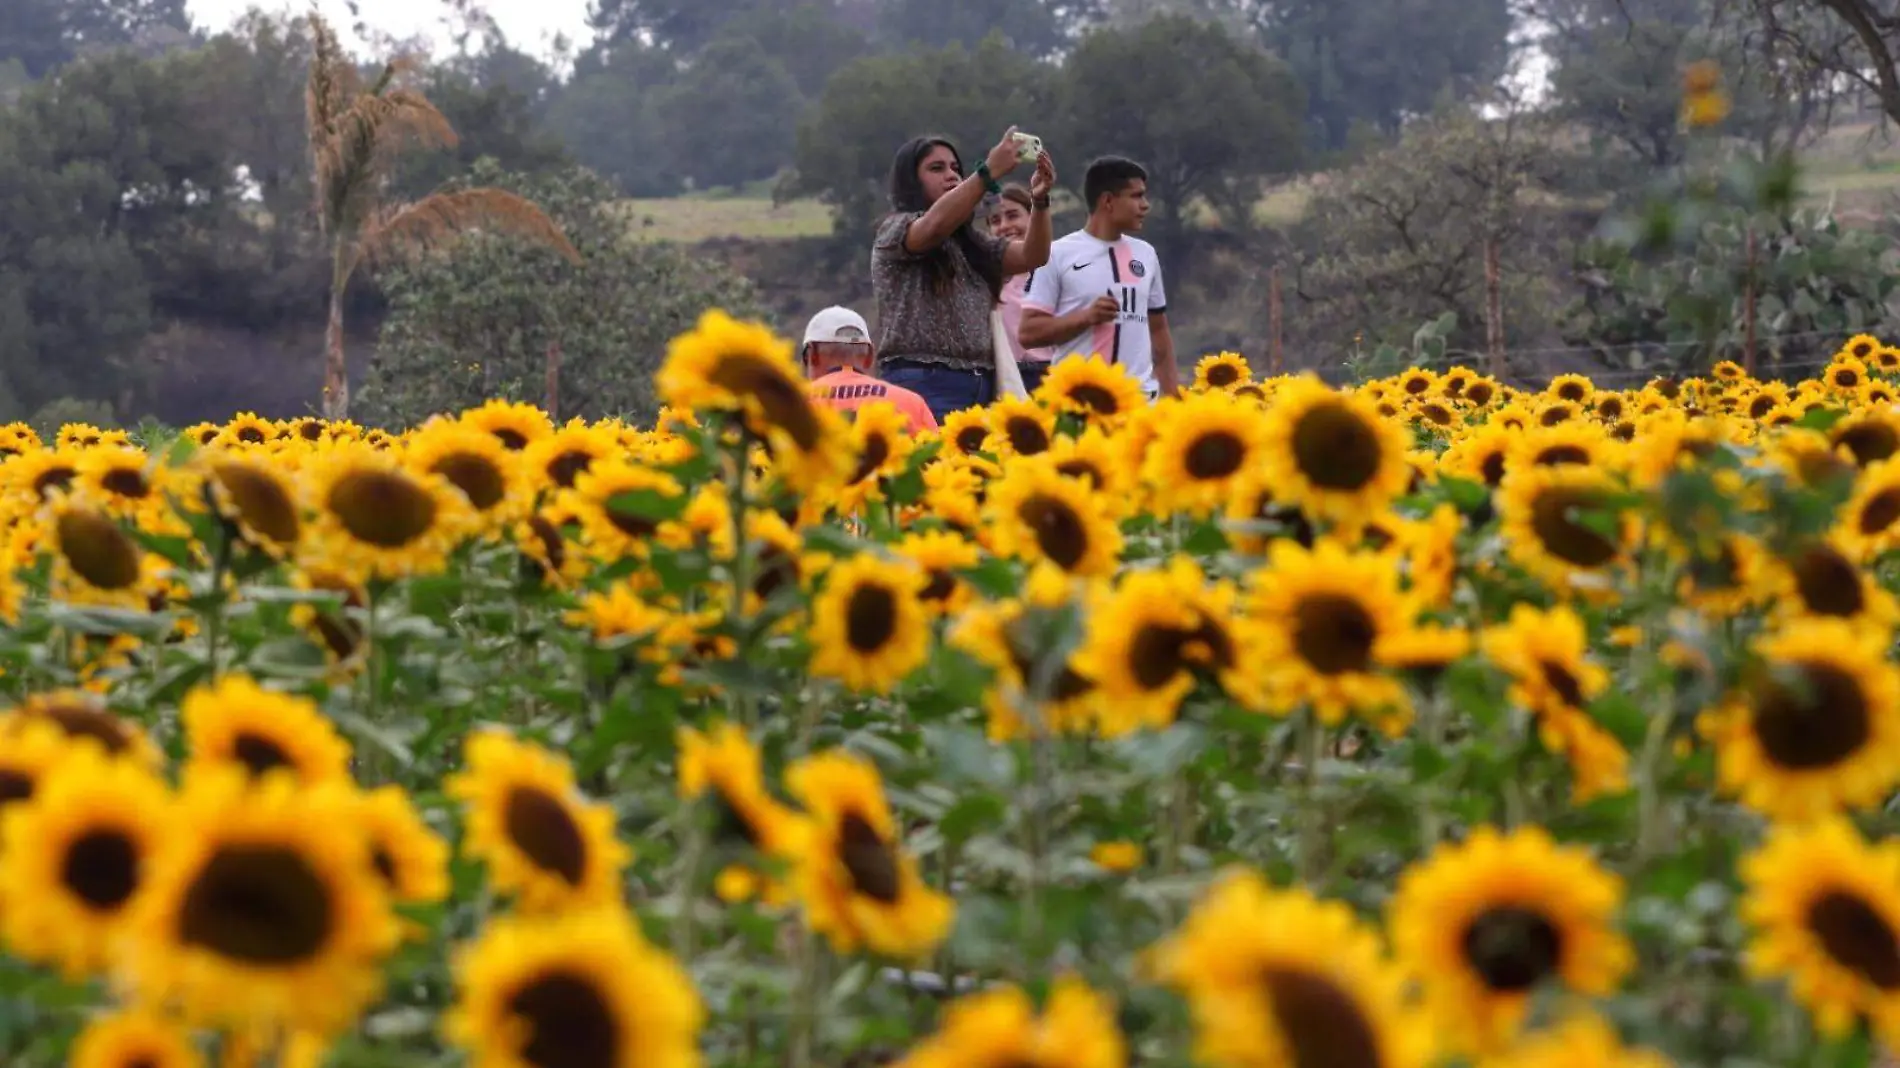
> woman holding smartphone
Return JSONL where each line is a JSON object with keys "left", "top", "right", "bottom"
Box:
{"left": 871, "top": 128, "right": 1056, "bottom": 423}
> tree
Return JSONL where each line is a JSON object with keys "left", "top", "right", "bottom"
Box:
{"left": 1058, "top": 15, "right": 1305, "bottom": 264}
{"left": 546, "top": 40, "right": 680, "bottom": 195}
{"left": 1293, "top": 106, "right": 1572, "bottom": 360}
{"left": 1543, "top": 0, "right": 1837, "bottom": 168}
{"left": 360, "top": 162, "right": 769, "bottom": 427}
{"left": 1247, "top": 0, "right": 1513, "bottom": 150}
{"left": 305, "top": 13, "right": 578, "bottom": 419}
{"left": 654, "top": 35, "right": 801, "bottom": 190}
{"left": 585, "top": 0, "right": 763, "bottom": 52}
{"left": 0, "top": 0, "right": 68, "bottom": 77}
{"left": 1734, "top": 0, "right": 1900, "bottom": 129}
{"left": 789, "top": 33, "right": 1058, "bottom": 238}
{"left": 396, "top": 45, "right": 573, "bottom": 197}
{"left": 876, "top": 0, "right": 1087, "bottom": 57}
{"left": 716, "top": 2, "right": 867, "bottom": 100}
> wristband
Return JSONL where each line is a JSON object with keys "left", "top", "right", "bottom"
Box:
{"left": 1032, "top": 194, "right": 1051, "bottom": 211}
{"left": 975, "top": 162, "right": 1002, "bottom": 196}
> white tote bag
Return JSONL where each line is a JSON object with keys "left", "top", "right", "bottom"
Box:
{"left": 991, "top": 307, "right": 1029, "bottom": 401}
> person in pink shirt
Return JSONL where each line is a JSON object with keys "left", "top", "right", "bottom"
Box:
{"left": 801, "top": 306, "right": 939, "bottom": 435}
{"left": 987, "top": 185, "right": 1057, "bottom": 395}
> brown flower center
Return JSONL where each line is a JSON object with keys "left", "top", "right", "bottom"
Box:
{"left": 1018, "top": 494, "right": 1089, "bottom": 571}
{"left": 1462, "top": 906, "right": 1563, "bottom": 991}
{"left": 503, "top": 787, "right": 588, "bottom": 886}
{"left": 326, "top": 470, "right": 437, "bottom": 549}
{"left": 233, "top": 732, "right": 295, "bottom": 778}
{"left": 1752, "top": 661, "right": 1871, "bottom": 770}
{"left": 1808, "top": 890, "right": 1900, "bottom": 990}
{"left": 62, "top": 827, "right": 140, "bottom": 910}
{"left": 710, "top": 355, "right": 823, "bottom": 450}
{"left": 1005, "top": 417, "right": 1050, "bottom": 456}
{"left": 178, "top": 844, "right": 335, "bottom": 965}
{"left": 1291, "top": 401, "right": 1382, "bottom": 491}
{"left": 56, "top": 510, "right": 141, "bottom": 590}
{"left": 1185, "top": 430, "right": 1246, "bottom": 481}
{"left": 1292, "top": 594, "right": 1377, "bottom": 675}
{"left": 507, "top": 971, "right": 621, "bottom": 1068}
{"left": 1527, "top": 485, "right": 1620, "bottom": 569}
{"left": 432, "top": 453, "right": 507, "bottom": 511}
{"left": 212, "top": 463, "right": 300, "bottom": 545}
{"left": 838, "top": 812, "right": 900, "bottom": 903}
{"left": 844, "top": 582, "right": 899, "bottom": 653}
{"left": 1791, "top": 544, "right": 1864, "bottom": 617}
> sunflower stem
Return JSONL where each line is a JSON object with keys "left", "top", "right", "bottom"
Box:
{"left": 1021, "top": 714, "right": 1054, "bottom": 980}
{"left": 725, "top": 421, "right": 756, "bottom": 730}
{"left": 1295, "top": 711, "right": 1326, "bottom": 888}
{"left": 203, "top": 526, "right": 231, "bottom": 679}
{"left": 1417, "top": 687, "right": 1448, "bottom": 848}
{"left": 673, "top": 796, "right": 708, "bottom": 964}
{"left": 788, "top": 921, "right": 820, "bottom": 1068}
{"left": 1634, "top": 691, "right": 1675, "bottom": 867}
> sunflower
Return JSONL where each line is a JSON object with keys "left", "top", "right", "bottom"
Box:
{"left": 1830, "top": 408, "right": 1900, "bottom": 469}
{"left": 1246, "top": 539, "right": 1419, "bottom": 735}
{"left": 125, "top": 769, "right": 398, "bottom": 1038}
{"left": 2, "top": 689, "right": 161, "bottom": 767}
{"left": 1702, "top": 619, "right": 1900, "bottom": 822}
{"left": 1877, "top": 345, "right": 1900, "bottom": 373}
{"left": 214, "top": 412, "right": 278, "bottom": 448}
{"left": 1545, "top": 374, "right": 1594, "bottom": 406}
{"left": 1768, "top": 536, "right": 1899, "bottom": 631}
{"left": 288, "top": 568, "right": 369, "bottom": 665}
{"left": 890, "top": 977, "right": 1125, "bottom": 1068}
{"left": 1825, "top": 356, "right": 1870, "bottom": 394}
{"left": 447, "top": 728, "right": 631, "bottom": 913}
{"left": 837, "top": 401, "right": 916, "bottom": 509}
{"left": 1482, "top": 1015, "right": 1671, "bottom": 1068}
{"left": 1395, "top": 368, "right": 1438, "bottom": 398}
{"left": 1036, "top": 356, "right": 1147, "bottom": 424}
{"left": 1195, "top": 352, "right": 1253, "bottom": 391}
{"left": 302, "top": 444, "right": 473, "bottom": 581}
{"left": 1077, "top": 556, "right": 1260, "bottom": 733}
{"left": 1481, "top": 606, "right": 1630, "bottom": 802}
{"left": 4, "top": 445, "right": 84, "bottom": 505}
{"left": 1147, "top": 869, "right": 1430, "bottom": 1068}
{"left": 525, "top": 422, "right": 620, "bottom": 492}
{"left": 656, "top": 310, "right": 852, "bottom": 491}
{"left": 808, "top": 555, "right": 931, "bottom": 694}
{"left": 895, "top": 529, "right": 980, "bottom": 617}
{"left": 200, "top": 453, "right": 302, "bottom": 555}
{"left": 1142, "top": 392, "right": 1270, "bottom": 517}
{"left": 1258, "top": 378, "right": 1411, "bottom": 529}
{"left": 939, "top": 409, "right": 995, "bottom": 457}
{"left": 1496, "top": 465, "right": 1632, "bottom": 595}
{"left": 0, "top": 718, "right": 85, "bottom": 822}
{"left": 678, "top": 722, "right": 802, "bottom": 851}
{"left": 69, "top": 1010, "right": 205, "bottom": 1068}
{"left": 948, "top": 569, "right": 1103, "bottom": 741}
{"left": 1440, "top": 424, "right": 1516, "bottom": 492}
{"left": 563, "top": 458, "right": 684, "bottom": 563}
{"left": 0, "top": 421, "right": 42, "bottom": 458}
{"left": 1388, "top": 826, "right": 1633, "bottom": 1057}
{"left": 76, "top": 446, "right": 169, "bottom": 519}
{"left": 180, "top": 675, "right": 352, "bottom": 787}
{"left": 405, "top": 419, "right": 534, "bottom": 529}
{"left": 784, "top": 750, "right": 953, "bottom": 960}
{"left": 1671, "top": 531, "right": 1767, "bottom": 616}
{"left": 0, "top": 748, "right": 170, "bottom": 979}
{"left": 1509, "top": 422, "right": 1620, "bottom": 473}
{"left": 445, "top": 906, "right": 703, "bottom": 1068}
{"left": 1740, "top": 817, "right": 1900, "bottom": 1046}
{"left": 985, "top": 458, "right": 1123, "bottom": 578}
{"left": 461, "top": 399, "right": 555, "bottom": 452}
{"left": 43, "top": 496, "right": 160, "bottom": 609}
{"left": 353, "top": 784, "right": 450, "bottom": 907}
{"left": 516, "top": 504, "right": 588, "bottom": 589}
{"left": 990, "top": 395, "right": 1058, "bottom": 458}
{"left": 1836, "top": 456, "right": 1900, "bottom": 558}
{"left": 1863, "top": 380, "right": 1899, "bottom": 408}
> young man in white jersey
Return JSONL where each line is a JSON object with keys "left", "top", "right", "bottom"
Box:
{"left": 1017, "top": 156, "right": 1179, "bottom": 400}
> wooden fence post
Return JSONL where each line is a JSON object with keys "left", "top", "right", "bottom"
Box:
{"left": 1484, "top": 238, "right": 1504, "bottom": 378}
{"left": 545, "top": 340, "right": 562, "bottom": 423}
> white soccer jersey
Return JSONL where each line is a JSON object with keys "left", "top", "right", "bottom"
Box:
{"left": 1022, "top": 231, "right": 1169, "bottom": 394}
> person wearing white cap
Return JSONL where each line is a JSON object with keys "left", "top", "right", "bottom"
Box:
{"left": 801, "top": 306, "right": 938, "bottom": 435}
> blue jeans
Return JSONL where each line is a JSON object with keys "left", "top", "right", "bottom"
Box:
{"left": 881, "top": 362, "right": 997, "bottom": 424}
{"left": 1018, "top": 361, "right": 1051, "bottom": 397}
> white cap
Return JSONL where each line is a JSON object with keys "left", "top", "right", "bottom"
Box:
{"left": 802, "top": 306, "right": 872, "bottom": 348}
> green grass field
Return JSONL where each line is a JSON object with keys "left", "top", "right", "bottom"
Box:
{"left": 621, "top": 125, "right": 1900, "bottom": 245}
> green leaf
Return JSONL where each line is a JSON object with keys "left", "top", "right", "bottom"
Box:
{"left": 607, "top": 487, "right": 688, "bottom": 525}
{"left": 925, "top": 724, "right": 1014, "bottom": 789}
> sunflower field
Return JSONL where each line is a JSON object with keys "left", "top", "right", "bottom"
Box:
{"left": 3, "top": 313, "right": 1900, "bottom": 1068}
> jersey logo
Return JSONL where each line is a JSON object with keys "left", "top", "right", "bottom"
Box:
{"left": 1129, "top": 260, "right": 1146, "bottom": 278}
{"left": 1070, "top": 261, "right": 1093, "bottom": 272}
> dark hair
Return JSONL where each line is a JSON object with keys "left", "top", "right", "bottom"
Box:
{"left": 1083, "top": 156, "right": 1148, "bottom": 213}
{"left": 887, "top": 135, "right": 1005, "bottom": 302}
{"left": 994, "top": 184, "right": 1033, "bottom": 213}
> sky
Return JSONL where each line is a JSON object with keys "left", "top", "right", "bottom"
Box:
{"left": 185, "top": 0, "right": 593, "bottom": 55}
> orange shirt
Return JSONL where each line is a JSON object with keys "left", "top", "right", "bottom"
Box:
{"left": 808, "top": 369, "right": 939, "bottom": 434}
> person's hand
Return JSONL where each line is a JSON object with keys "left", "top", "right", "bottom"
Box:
{"left": 1029, "top": 151, "right": 1056, "bottom": 199}
{"left": 1083, "top": 293, "right": 1120, "bottom": 326}
{"left": 985, "top": 126, "right": 1023, "bottom": 178}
